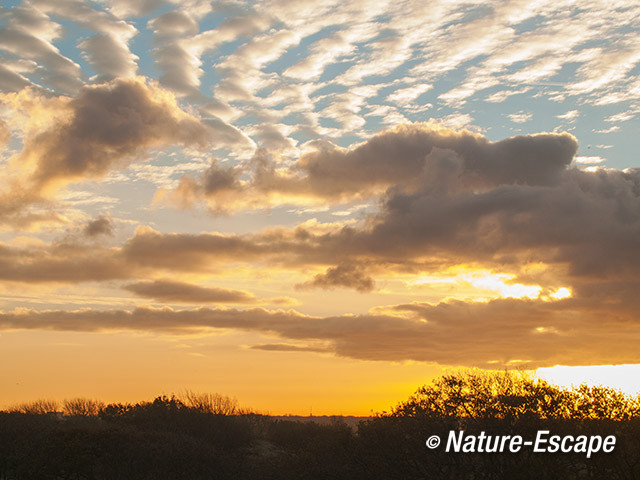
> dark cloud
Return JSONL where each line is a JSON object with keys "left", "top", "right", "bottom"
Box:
{"left": 291, "top": 125, "right": 576, "bottom": 196}
{"left": 83, "top": 214, "right": 114, "bottom": 237}
{"left": 120, "top": 227, "right": 280, "bottom": 271}
{"left": 3, "top": 140, "right": 637, "bottom": 301}
{"left": 170, "top": 159, "right": 243, "bottom": 209}
{"left": 0, "top": 242, "right": 133, "bottom": 283}
{"left": 1, "top": 297, "right": 639, "bottom": 368}
{"left": 296, "top": 264, "right": 375, "bottom": 292}
{"left": 353, "top": 166, "right": 640, "bottom": 278}
{"left": 27, "top": 77, "right": 209, "bottom": 188}
{"left": 0, "top": 122, "right": 638, "bottom": 368}
{"left": 0, "top": 77, "right": 211, "bottom": 225}
{"left": 124, "top": 279, "right": 257, "bottom": 304}
{"left": 124, "top": 158, "right": 640, "bottom": 288}
{"left": 171, "top": 123, "right": 578, "bottom": 209}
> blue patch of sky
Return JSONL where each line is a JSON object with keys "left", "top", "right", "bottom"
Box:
{"left": 318, "top": 60, "right": 358, "bottom": 83}
{"left": 552, "top": 66, "right": 595, "bottom": 90}
{"left": 627, "top": 62, "right": 640, "bottom": 77}
{"left": 599, "top": 129, "right": 635, "bottom": 170}
{"left": 318, "top": 117, "right": 342, "bottom": 129}
{"left": 376, "top": 82, "right": 400, "bottom": 99}
{"left": 254, "top": 80, "right": 280, "bottom": 99}
{"left": 499, "top": 59, "right": 538, "bottom": 76}
{"left": 512, "top": 15, "right": 549, "bottom": 35}
{"left": 229, "top": 114, "right": 262, "bottom": 127}
{"left": 310, "top": 83, "right": 349, "bottom": 99}
{"left": 573, "top": 37, "right": 615, "bottom": 51}
{"left": 0, "top": 0, "right": 21, "bottom": 15}
{"left": 311, "top": 91, "right": 345, "bottom": 113}
{"left": 199, "top": 51, "right": 224, "bottom": 95}
{"left": 365, "top": 26, "right": 399, "bottom": 44}
{"left": 360, "top": 114, "right": 385, "bottom": 134}
{"left": 437, "top": 3, "right": 493, "bottom": 31}
{"left": 287, "top": 129, "right": 316, "bottom": 146}
{"left": 128, "top": 19, "right": 163, "bottom": 78}
{"left": 425, "top": 57, "right": 487, "bottom": 100}
{"left": 471, "top": 89, "right": 556, "bottom": 135}
{"left": 358, "top": 72, "right": 401, "bottom": 88}
{"left": 44, "top": 18, "right": 96, "bottom": 78}
{"left": 197, "top": 8, "right": 236, "bottom": 32}
{"left": 333, "top": 132, "right": 366, "bottom": 149}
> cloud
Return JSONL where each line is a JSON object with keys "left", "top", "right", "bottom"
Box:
{"left": 107, "top": 0, "right": 169, "bottom": 18}
{"left": 1, "top": 296, "right": 640, "bottom": 368}
{"left": 557, "top": 110, "right": 579, "bottom": 121}
{"left": 0, "top": 3, "right": 86, "bottom": 93}
{"left": 83, "top": 214, "right": 115, "bottom": 237}
{"left": 0, "top": 241, "right": 133, "bottom": 283}
{"left": 151, "top": 11, "right": 267, "bottom": 96}
{"left": 29, "top": 0, "right": 140, "bottom": 82}
{"left": 148, "top": 10, "right": 198, "bottom": 37}
{"left": 0, "top": 119, "right": 10, "bottom": 147}
{"left": 164, "top": 159, "right": 243, "bottom": 209}
{"left": 1, "top": 120, "right": 638, "bottom": 370}
{"left": 10, "top": 122, "right": 637, "bottom": 292}
{"left": 296, "top": 264, "right": 375, "bottom": 292}
{"left": 78, "top": 33, "right": 139, "bottom": 81}
{"left": 508, "top": 111, "right": 532, "bottom": 124}
{"left": 5, "top": 150, "right": 638, "bottom": 293}
{"left": 124, "top": 279, "right": 258, "bottom": 304}
{"left": 386, "top": 83, "right": 432, "bottom": 106}
{"left": 249, "top": 343, "right": 329, "bottom": 353}
{"left": 574, "top": 156, "right": 605, "bottom": 165}
{"left": 0, "top": 62, "right": 32, "bottom": 92}
{"left": 165, "top": 123, "right": 577, "bottom": 211}
{"left": 0, "top": 77, "right": 211, "bottom": 224}
{"left": 565, "top": 36, "right": 640, "bottom": 97}
{"left": 26, "top": 77, "right": 209, "bottom": 187}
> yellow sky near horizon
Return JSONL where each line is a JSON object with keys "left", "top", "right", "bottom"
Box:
{"left": 3, "top": 326, "right": 640, "bottom": 416}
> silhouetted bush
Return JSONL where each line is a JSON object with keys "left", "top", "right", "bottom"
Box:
{"left": 2, "top": 373, "right": 640, "bottom": 479}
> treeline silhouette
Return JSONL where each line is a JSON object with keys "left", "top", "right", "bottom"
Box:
{"left": 2, "top": 371, "right": 640, "bottom": 479}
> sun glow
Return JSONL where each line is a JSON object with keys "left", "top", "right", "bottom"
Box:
{"left": 412, "top": 269, "right": 572, "bottom": 302}
{"left": 537, "top": 365, "right": 640, "bottom": 397}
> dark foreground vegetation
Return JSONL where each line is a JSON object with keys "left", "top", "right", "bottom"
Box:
{"left": 2, "top": 371, "right": 640, "bottom": 479}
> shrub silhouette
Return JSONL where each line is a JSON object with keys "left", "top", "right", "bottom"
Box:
{"left": 181, "top": 390, "right": 239, "bottom": 415}
{"left": 2, "top": 372, "right": 640, "bottom": 479}
{"left": 62, "top": 397, "right": 105, "bottom": 416}
{"left": 357, "top": 370, "right": 640, "bottom": 480}
{"left": 9, "top": 399, "right": 59, "bottom": 415}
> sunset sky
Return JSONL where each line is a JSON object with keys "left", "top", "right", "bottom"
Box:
{"left": 0, "top": 0, "right": 639, "bottom": 415}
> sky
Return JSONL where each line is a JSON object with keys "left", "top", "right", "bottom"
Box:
{"left": 0, "top": 0, "right": 639, "bottom": 415}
